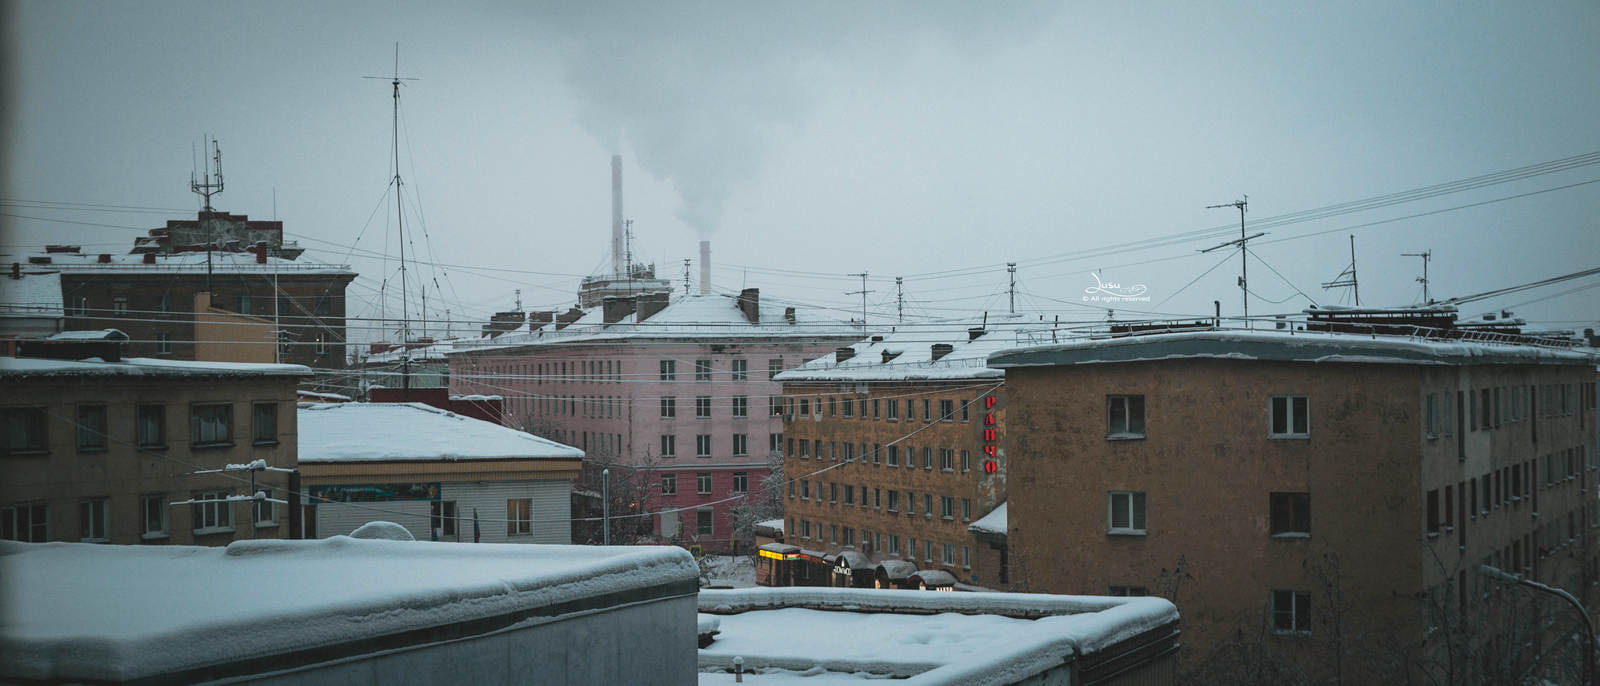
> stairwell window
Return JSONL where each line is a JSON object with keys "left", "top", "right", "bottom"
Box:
{"left": 1107, "top": 395, "right": 1145, "bottom": 439}
{"left": 1108, "top": 491, "right": 1147, "bottom": 535}
{"left": 1269, "top": 395, "right": 1310, "bottom": 439}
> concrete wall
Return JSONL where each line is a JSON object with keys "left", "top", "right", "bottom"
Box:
{"left": 780, "top": 380, "right": 1007, "bottom": 588}
{"left": 0, "top": 373, "right": 300, "bottom": 546}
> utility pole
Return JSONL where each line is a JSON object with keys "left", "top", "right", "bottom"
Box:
{"left": 1203, "top": 197, "right": 1262, "bottom": 329}
{"left": 1007, "top": 263, "right": 1017, "bottom": 314}
{"left": 1403, "top": 250, "right": 1433, "bottom": 303}
{"left": 847, "top": 272, "right": 872, "bottom": 332}
{"left": 895, "top": 277, "right": 904, "bottom": 323}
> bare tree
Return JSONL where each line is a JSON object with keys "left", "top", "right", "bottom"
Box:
{"left": 728, "top": 450, "right": 785, "bottom": 556}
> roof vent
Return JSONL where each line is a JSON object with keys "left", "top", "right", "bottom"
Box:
{"left": 98, "top": 254, "right": 112, "bottom": 263}
{"left": 28, "top": 256, "right": 51, "bottom": 264}
{"left": 931, "top": 343, "right": 954, "bottom": 361}
{"left": 881, "top": 349, "right": 902, "bottom": 363}
{"left": 784, "top": 307, "right": 796, "bottom": 324}
{"left": 968, "top": 327, "right": 986, "bottom": 341}
{"left": 835, "top": 347, "right": 856, "bottom": 363}
{"left": 142, "top": 253, "right": 156, "bottom": 264}
{"left": 870, "top": 335, "right": 883, "bottom": 342}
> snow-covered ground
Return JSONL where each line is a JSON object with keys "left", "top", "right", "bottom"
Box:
{"left": 701, "top": 554, "right": 757, "bottom": 588}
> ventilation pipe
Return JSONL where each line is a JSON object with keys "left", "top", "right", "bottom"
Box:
{"left": 699, "top": 241, "right": 711, "bottom": 294}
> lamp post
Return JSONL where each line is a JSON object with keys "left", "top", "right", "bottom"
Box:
{"left": 602, "top": 468, "right": 611, "bottom": 546}
{"left": 1479, "top": 564, "right": 1594, "bottom": 686}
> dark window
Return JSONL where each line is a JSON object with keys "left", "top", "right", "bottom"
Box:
{"left": 77, "top": 405, "right": 107, "bottom": 451}
{"left": 431, "top": 501, "right": 457, "bottom": 537}
{"left": 660, "top": 360, "right": 676, "bottom": 381}
{"left": 156, "top": 333, "right": 173, "bottom": 354}
{"left": 660, "top": 396, "right": 676, "bottom": 418}
{"left": 1270, "top": 396, "right": 1310, "bottom": 438}
{"left": 1270, "top": 493, "right": 1311, "bottom": 535}
{"left": 696, "top": 434, "right": 712, "bottom": 458}
{"left": 3, "top": 407, "right": 49, "bottom": 455}
{"left": 1272, "top": 590, "right": 1311, "bottom": 633}
{"left": 191, "top": 404, "right": 232, "bottom": 446}
{"left": 3, "top": 504, "right": 49, "bottom": 542}
{"left": 252, "top": 403, "right": 278, "bottom": 444}
{"left": 696, "top": 396, "right": 711, "bottom": 418}
{"left": 697, "top": 473, "right": 713, "bottom": 495}
{"left": 732, "top": 433, "right": 747, "bottom": 456}
{"left": 661, "top": 473, "right": 677, "bottom": 495}
{"left": 732, "top": 396, "right": 748, "bottom": 418}
{"left": 733, "top": 472, "right": 748, "bottom": 493}
{"left": 660, "top": 434, "right": 676, "bottom": 458}
{"left": 1108, "top": 395, "right": 1145, "bottom": 438}
{"left": 1109, "top": 491, "right": 1146, "bottom": 533}
{"left": 697, "top": 510, "right": 714, "bottom": 537}
{"left": 314, "top": 296, "right": 331, "bottom": 316}
{"left": 731, "top": 359, "right": 747, "bottom": 381}
{"left": 940, "top": 399, "right": 954, "bottom": 421}
{"left": 767, "top": 359, "right": 783, "bottom": 379}
{"left": 696, "top": 359, "right": 712, "bottom": 381}
{"left": 138, "top": 405, "right": 165, "bottom": 447}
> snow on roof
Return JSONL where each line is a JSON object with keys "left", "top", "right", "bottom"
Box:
{"left": 0, "top": 356, "right": 312, "bottom": 379}
{"left": 756, "top": 518, "right": 785, "bottom": 533}
{"left": 448, "top": 293, "right": 862, "bottom": 353}
{"left": 361, "top": 339, "right": 463, "bottom": 364}
{"left": 298, "top": 402, "right": 582, "bottom": 463}
{"left": 1304, "top": 303, "right": 1458, "bottom": 315}
{"left": 775, "top": 314, "right": 1042, "bottom": 382}
{"left": 698, "top": 588, "right": 1177, "bottom": 684}
{"left": 22, "top": 250, "right": 354, "bottom": 275}
{"left": 968, "top": 501, "right": 1007, "bottom": 536}
{"left": 45, "top": 328, "right": 128, "bottom": 341}
{"left": 989, "top": 329, "right": 1600, "bottom": 369}
{"left": 0, "top": 538, "right": 698, "bottom": 683}
{"left": 0, "top": 270, "right": 62, "bottom": 317}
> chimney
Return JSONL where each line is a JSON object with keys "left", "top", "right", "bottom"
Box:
{"left": 253, "top": 241, "right": 268, "bottom": 264}
{"left": 737, "top": 288, "right": 760, "bottom": 324}
{"left": 612, "top": 155, "right": 624, "bottom": 277}
{"left": 930, "top": 343, "right": 954, "bottom": 361}
{"left": 555, "top": 307, "right": 585, "bottom": 330}
{"left": 528, "top": 311, "right": 554, "bottom": 330}
{"left": 97, "top": 254, "right": 112, "bottom": 264}
{"left": 636, "top": 291, "right": 670, "bottom": 322}
{"left": 699, "top": 240, "right": 711, "bottom": 294}
{"left": 142, "top": 253, "right": 156, "bottom": 264}
{"left": 968, "top": 327, "right": 986, "bottom": 341}
{"left": 10, "top": 263, "right": 19, "bottom": 280}
{"left": 835, "top": 347, "right": 856, "bottom": 363}
{"left": 784, "top": 307, "right": 796, "bottom": 324}
{"left": 603, "top": 296, "right": 637, "bottom": 324}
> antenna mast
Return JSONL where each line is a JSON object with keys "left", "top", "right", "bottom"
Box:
{"left": 1007, "top": 263, "right": 1017, "bottom": 314}
{"left": 846, "top": 272, "right": 872, "bottom": 332}
{"left": 1321, "top": 235, "right": 1361, "bottom": 306}
{"left": 1202, "top": 196, "right": 1261, "bottom": 329}
{"left": 1402, "top": 250, "right": 1433, "bottom": 303}
{"left": 363, "top": 45, "right": 419, "bottom": 393}
{"left": 895, "top": 277, "right": 904, "bottom": 323}
{"left": 191, "top": 137, "right": 225, "bottom": 292}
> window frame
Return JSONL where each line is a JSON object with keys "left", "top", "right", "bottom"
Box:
{"left": 1272, "top": 590, "right": 1312, "bottom": 635}
{"left": 661, "top": 473, "right": 678, "bottom": 496}
{"left": 138, "top": 404, "right": 166, "bottom": 448}
{"left": 1269, "top": 492, "right": 1311, "bottom": 537}
{"left": 731, "top": 359, "right": 748, "bottom": 381}
{"left": 695, "top": 359, "right": 712, "bottom": 382}
{"left": 1, "top": 407, "right": 50, "bottom": 456}
{"left": 660, "top": 434, "right": 677, "bottom": 458}
{"left": 660, "top": 359, "right": 677, "bottom": 381}
{"left": 77, "top": 404, "right": 108, "bottom": 452}
{"left": 696, "top": 434, "right": 712, "bottom": 458}
{"left": 1107, "top": 395, "right": 1146, "bottom": 440}
{"left": 252, "top": 402, "right": 279, "bottom": 445}
{"left": 80, "top": 497, "right": 110, "bottom": 542}
{"left": 507, "top": 498, "right": 532, "bottom": 536}
{"left": 1108, "top": 491, "right": 1148, "bottom": 535}
{"left": 732, "top": 395, "right": 748, "bottom": 418}
{"left": 190, "top": 403, "right": 234, "bottom": 448}
{"left": 697, "top": 472, "right": 713, "bottom": 495}
{"left": 142, "top": 494, "right": 169, "bottom": 539}
{"left": 1269, "top": 395, "right": 1311, "bottom": 439}
{"left": 660, "top": 396, "right": 677, "bottom": 419}
{"left": 695, "top": 396, "right": 712, "bottom": 419}
{"left": 192, "top": 490, "right": 235, "bottom": 534}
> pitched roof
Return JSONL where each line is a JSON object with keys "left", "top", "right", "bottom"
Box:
{"left": 297, "top": 402, "right": 583, "bottom": 463}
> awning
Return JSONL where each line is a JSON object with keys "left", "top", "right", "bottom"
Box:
{"left": 876, "top": 560, "right": 918, "bottom": 581}
{"left": 909, "top": 570, "right": 958, "bottom": 587}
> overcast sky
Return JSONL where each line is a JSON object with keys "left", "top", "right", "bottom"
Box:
{"left": 3, "top": 1, "right": 1597, "bottom": 341}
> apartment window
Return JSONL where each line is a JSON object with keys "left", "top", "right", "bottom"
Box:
{"left": 828, "top": 397, "right": 837, "bottom": 417}
{"left": 963, "top": 545, "right": 972, "bottom": 569}
{"left": 732, "top": 396, "right": 748, "bottom": 418}
{"left": 889, "top": 533, "right": 901, "bottom": 556}
{"left": 254, "top": 488, "right": 278, "bottom": 525}
{"left": 873, "top": 399, "right": 881, "bottom": 419}
{"left": 191, "top": 404, "right": 232, "bottom": 447}
{"left": 1108, "top": 395, "right": 1146, "bottom": 439}
{"left": 1270, "top": 395, "right": 1310, "bottom": 438}
{"left": 696, "top": 396, "right": 712, "bottom": 418}
{"left": 157, "top": 295, "right": 172, "bottom": 313}
{"left": 252, "top": 402, "right": 278, "bottom": 445}
{"left": 842, "top": 398, "right": 854, "bottom": 418}
{"left": 800, "top": 398, "right": 813, "bottom": 417}
{"left": 697, "top": 472, "right": 713, "bottom": 495}
{"left": 962, "top": 400, "right": 971, "bottom": 422}
{"left": 660, "top": 396, "right": 677, "bottom": 418}
{"left": 696, "top": 359, "right": 712, "bottom": 381}
{"left": 193, "top": 491, "right": 234, "bottom": 533}
{"left": 156, "top": 333, "right": 173, "bottom": 355}
{"left": 842, "top": 527, "right": 855, "bottom": 547}
{"left": 770, "top": 396, "right": 783, "bottom": 417}
{"left": 1272, "top": 590, "right": 1312, "bottom": 634}
{"left": 799, "top": 519, "right": 810, "bottom": 538}
{"left": 843, "top": 442, "right": 855, "bottom": 463}
{"left": 1481, "top": 388, "right": 1491, "bottom": 429}
{"left": 767, "top": 359, "right": 783, "bottom": 379}
{"left": 887, "top": 399, "right": 899, "bottom": 420}
{"left": 80, "top": 498, "right": 109, "bottom": 542}
{"left": 67, "top": 296, "right": 88, "bottom": 316}
{"left": 660, "top": 360, "right": 677, "bottom": 381}
{"left": 661, "top": 473, "right": 678, "bottom": 496}
{"left": 732, "top": 433, "right": 748, "bottom": 456}
{"left": 3, "top": 503, "right": 49, "bottom": 542}
{"left": 431, "top": 501, "right": 457, "bottom": 538}
{"left": 961, "top": 450, "right": 971, "bottom": 473}
{"left": 939, "top": 400, "right": 954, "bottom": 422}
{"left": 798, "top": 440, "right": 811, "bottom": 459}
{"left": 1109, "top": 491, "right": 1147, "bottom": 534}
{"left": 1426, "top": 393, "right": 1439, "bottom": 440}
{"left": 2, "top": 407, "right": 49, "bottom": 455}
{"left": 924, "top": 447, "right": 934, "bottom": 470}
{"left": 922, "top": 399, "right": 932, "bottom": 422}
{"left": 940, "top": 448, "right": 954, "bottom": 472}
{"left": 507, "top": 498, "right": 532, "bottom": 535}
{"left": 941, "top": 543, "right": 955, "bottom": 566}
{"left": 844, "top": 485, "right": 855, "bottom": 505}
{"left": 888, "top": 491, "right": 900, "bottom": 512}
{"left": 112, "top": 296, "right": 129, "bottom": 315}
{"left": 77, "top": 405, "right": 107, "bottom": 451}
{"left": 770, "top": 433, "right": 782, "bottom": 456}
{"left": 1444, "top": 392, "right": 1455, "bottom": 436}
{"left": 234, "top": 295, "right": 252, "bottom": 314}
{"left": 696, "top": 434, "right": 712, "bottom": 458}
{"left": 731, "top": 359, "right": 747, "bottom": 381}
{"left": 888, "top": 446, "right": 900, "bottom": 467}
{"left": 660, "top": 434, "right": 677, "bottom": 458}
{"left": 962, "top": 498, "right": 971, "bottom": 522}
{"left": 940, "top": 496, "right": 955, "bottom": 519}
{"left": 314, "top": 295, "right": 331, "bottom": 316}
{"left": 1270, "top": 493, "right": 1311, "bottom": 536}
{"left": 142, "top": 495, "right": 168, "bottom": 538}
{"left": 801, "top": 480, "right": 810, "bottom": 499}
{"left": 924, "top": 540, "right": 934, "bottom": 562}
{"left": 733, "top": 472, "right": 748, "bottom": 493}
{"left": 924, "top": 493, "right": 934, "bottom": 518}
{"left": 829, "top": 483, "right": 838, "bottom": 504}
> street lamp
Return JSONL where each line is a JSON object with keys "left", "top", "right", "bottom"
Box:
{"left": 1479, "top": 564, "right": 1594, "bottom": 686}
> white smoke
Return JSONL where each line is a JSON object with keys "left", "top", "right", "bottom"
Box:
{"left": 527, "top": 3, "right": 1054, "bottom": 237}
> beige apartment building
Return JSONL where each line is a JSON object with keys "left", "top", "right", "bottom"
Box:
{"left": 989, "top": 326, "right": 1598, "bottom": 682}
{"left": 775, "top": 317, "right": 1021, "bottom": 589}
{"left": 1, "top": 342, "right": 310, "bottom": 546}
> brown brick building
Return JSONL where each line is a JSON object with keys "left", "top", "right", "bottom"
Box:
{"left": 989, "top": 329, "right": 1598, "bottom": 681}
{"left": 775, "top": 317, "right": 1019, "bottom": 589}
{"left": 1, "top": 344, "right": 311, "bottom": 546}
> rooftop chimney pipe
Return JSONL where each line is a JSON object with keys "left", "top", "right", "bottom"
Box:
{"left": 612, "top": 156, "right": 624, "bottom": 277}
{"left": 699, "top": 240, "right": 711, "bottom": 295}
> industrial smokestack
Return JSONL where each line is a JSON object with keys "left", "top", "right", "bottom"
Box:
{"left": 611, "top": 155, "right": 624, "bottom": 276}
{"left": 699, "top": 240, "right": 711, "bottom": 295}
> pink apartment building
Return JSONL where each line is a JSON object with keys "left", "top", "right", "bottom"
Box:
{"left": 446, "top": 289, "right": 860, "bottom": 552}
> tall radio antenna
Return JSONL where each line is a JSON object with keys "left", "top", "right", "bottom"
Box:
{"left": 1202, "top": 196, "right": 1262, "bottom": 329}
{"left": 363, "top": 44, "right": 419, "bottom": 392}
{"left": 191, "top": 136, "right": 225, "bottom": 291}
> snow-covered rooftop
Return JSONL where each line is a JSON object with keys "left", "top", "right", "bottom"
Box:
{"left": 0, "top": 356, "right": 312, "bottom": 379}
{"left": 775, "top": 314, "right": 1041, "bottom": 383}
{"left": 990, "top": 328, "right": 1599, "bottom": 369}
{"left": 0, "top": 538, "right": 698, "bottom": 684}
{"left": 0, "top": 269, "right": 62, "bottom": 317}
{"left": 968, "top": 501, "right": 1007, "bottom": 536}
{"left": 448, "top": 293, "right": 863, "bottom": 353}
{"left": 298, "top": 402, "right": 583, "bottom": 463}
{"left": 19, "top": 250, "right": 354, "bottom": 275}
{"left": 698, "top": 588, "right": 1177, "bottom": 685}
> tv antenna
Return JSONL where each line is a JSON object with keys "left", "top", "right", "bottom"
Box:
{"left": 363, "top": 44, "right": 420, "bottom": 392}
{"left": 1202, "top": 196, "right": 1263, "bottom": 329}
{"left": 1007, "top": 263, "right": 1018, "bottom": 314}
{"left": 895, "top": 277, "right": 905, "bottom": 323}
{"left": 847, "top": 272, "right": 873, "bottom": 331}
{"left": 1402, "top": 250, "right": 1433, "bottom": 303}
{"left": 1321, "top": 235, "right": 1360, "bottom": 305}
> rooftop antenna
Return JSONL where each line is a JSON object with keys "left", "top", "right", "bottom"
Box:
{"left": 895, "top": 277, "right": 904, "bottom": 323}
{"left": 1403, "top": 249, "right": 1433, "bottom": 303}
{"left": 191, "top": 136, "right": 225, "bottom": 292}
{"left": 1202, "top": 196, "right": 1263, "bottom": 329}
{"left": 847, "top": 272, "right": 872, "bottom": 332}
{"left": 1007, "top": 263, "right": 1017, "bottom": 314}
{"left": 515, "top": 289, "right": 522, "bottom": 311}
{"left": 363, "top": 44, "right": 419, "bottom": 393}
{"left": 683, "top": 259, "right": 692, "bottom": 293}
{"left": 1321, "top": 235, "right": 1361, "bottom": 306}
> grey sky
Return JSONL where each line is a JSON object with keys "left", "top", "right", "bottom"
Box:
{"left": 4, "top": 1, "right": 1597, "bottom": 340}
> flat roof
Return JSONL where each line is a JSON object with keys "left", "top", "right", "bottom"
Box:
{"left": 0, "top": 538, "right": 697, "bottom": 684}
{"left": 698, "top": 588, "right": 1177, "bottom": 684}
{"left": 989, "top": 329, "right": 1599, "bottom": 369}
{"left": 0, "top": 356, "right": 312, "bottom": 379}
{"left": 298, "top": 402, "right": 584, "bottom": 463}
